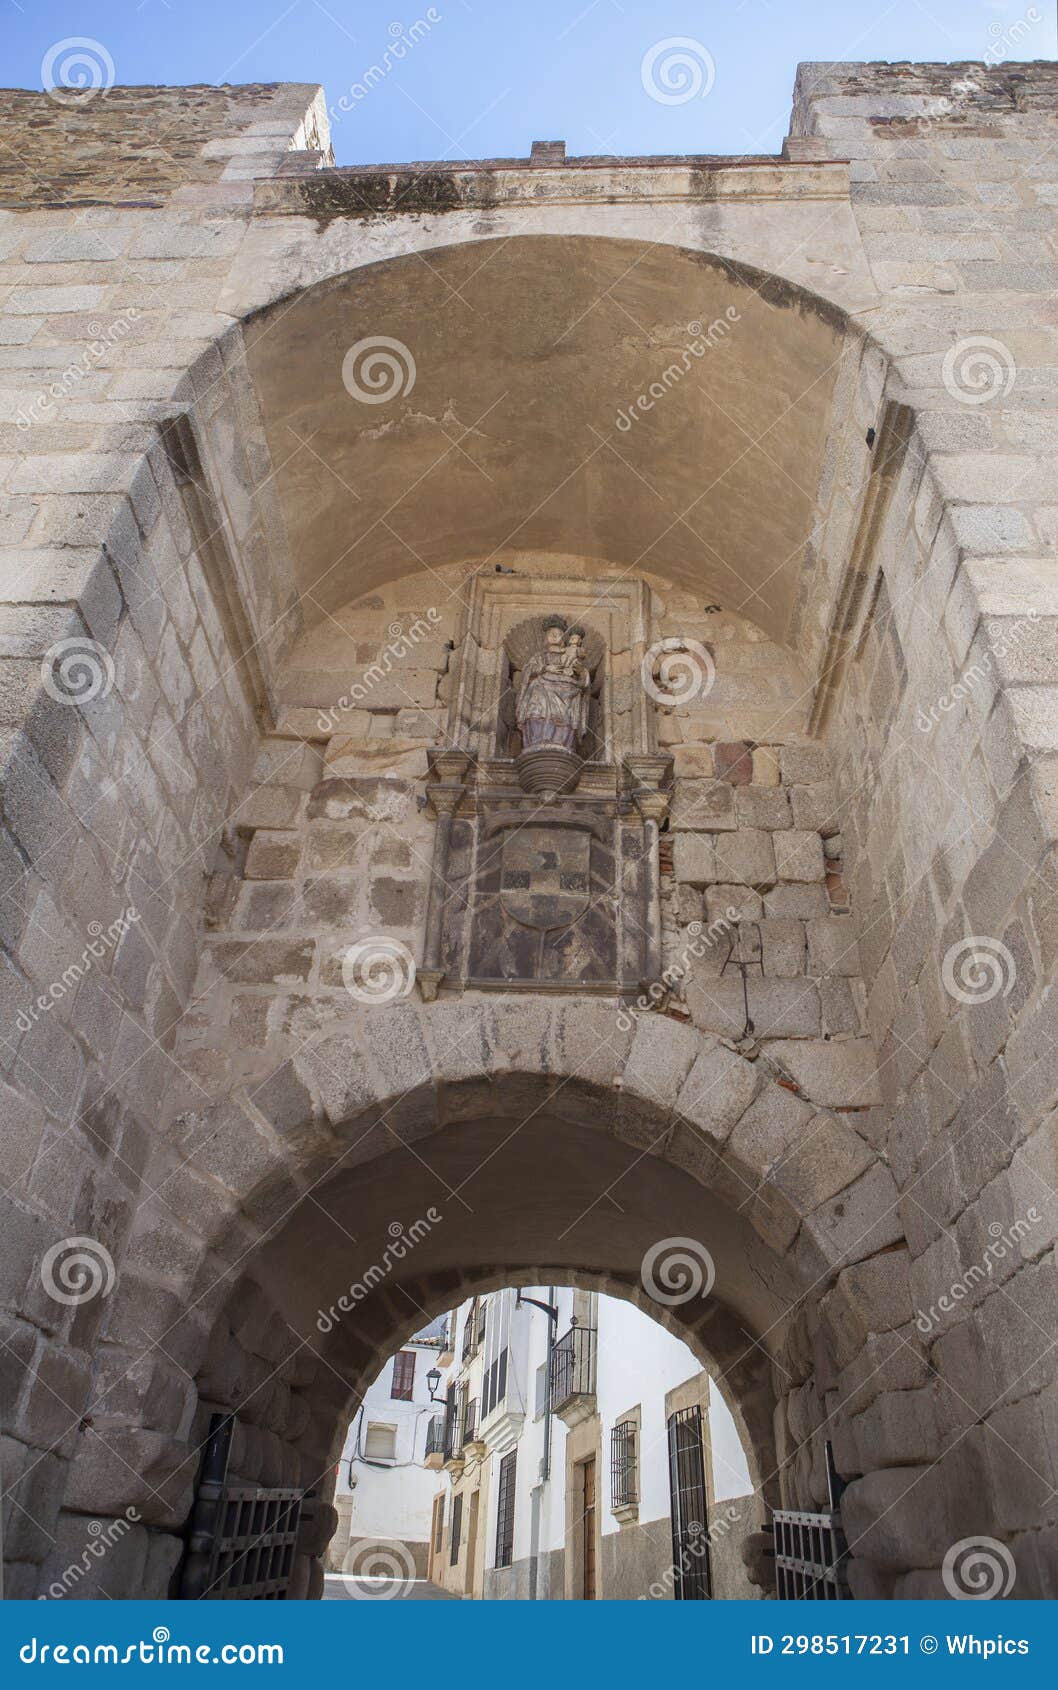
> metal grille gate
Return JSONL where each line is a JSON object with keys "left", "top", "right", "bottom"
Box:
{"left": 771, "top": 1443, "right": 850, "bottom": 1599}
{"left": 666, "top": 1404, "right": 711, "bottom": 1600}
{"left": 179, "top": 1414, "right": 303, "bottom": 1599}
{"left": 772, "top": 1511, "right": 849, "bottom": 1599}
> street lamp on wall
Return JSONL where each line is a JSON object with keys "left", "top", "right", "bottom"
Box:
{"left": 426, "top": 1366, "right": 444, "bottom": 1402}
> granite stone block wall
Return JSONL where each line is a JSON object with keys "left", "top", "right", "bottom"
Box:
{"left": 1, "top": 64, "right": 1058, "bottom": 1599}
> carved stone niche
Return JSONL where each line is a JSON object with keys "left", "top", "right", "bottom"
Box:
{"left": 418, "top": 572, "right": 671, "bottom": 999}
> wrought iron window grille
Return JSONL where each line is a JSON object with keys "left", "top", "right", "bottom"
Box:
{"left": 610, "top": 1420, "right": 638, "bottom": 1510}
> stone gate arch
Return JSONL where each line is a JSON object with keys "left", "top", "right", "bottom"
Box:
{"left": 72, "top": 997, "right": 904, "bottom": 1598}
{"left": 4, "top": 68, "right": 1058, "bottom": 1604}
{"left": 199, "top": 1264, "right": 776, "bottom": 1603}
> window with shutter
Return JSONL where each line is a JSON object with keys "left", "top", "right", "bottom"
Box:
{"left": 450, "top": 1494, "right": 463, "bottom": 1565}
{"left": 391, "top": 1350, "right": 416, "bottom": 1401}
{"left": 364, "top": 1422, "right": 397, "bottom": 1460}
{"left": 495, "top": 1450, "right": 517, "bottom": 1568}
{"left": 534, "top": 1362, "right": 548, "bottom": 1419}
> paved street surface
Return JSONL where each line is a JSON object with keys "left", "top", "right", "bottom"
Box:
{"left": 323, "top": 1574, "right": 458, "bottom": 1601}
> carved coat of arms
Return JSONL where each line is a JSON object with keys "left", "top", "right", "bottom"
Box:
{"left": 499, "top": 824, "right": 592, "bottom": 931}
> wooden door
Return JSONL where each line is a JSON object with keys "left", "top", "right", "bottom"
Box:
{"left": 428, "top": 1494, "right": 445, "bottom": 1584}
{"left": 465, "top": 1490, "right": 480, "bottom": 1596}
{"left": 582, "top": 1457, "right": 597, "bottom": 1600}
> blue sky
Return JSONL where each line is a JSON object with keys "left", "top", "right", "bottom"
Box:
{"left": 5, "top": 0, "right": 1057, "bottom": 166}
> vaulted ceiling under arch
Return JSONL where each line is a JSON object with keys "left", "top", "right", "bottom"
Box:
{"left": 242, "top": 235, "right": 849, "bottom": 646}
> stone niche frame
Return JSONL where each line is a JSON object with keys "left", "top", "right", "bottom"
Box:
{"left": 419, "top": 572, "right": 671, "bottom": 1000}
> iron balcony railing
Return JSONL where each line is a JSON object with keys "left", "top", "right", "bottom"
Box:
{"left": 424, "top": 1416, "right": 445, "bottom": 1459}
{"left": 462, "top": 1397, "right": 478, "bottom": 1446}
{"left": 442, "top": 1389, "right": 463, "bottom": 1462}
{"left": 550, "top": 1324, "right": 596, "bottom": 1413}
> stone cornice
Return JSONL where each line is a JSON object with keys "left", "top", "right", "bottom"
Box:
{"left": 252, "top": 156, "right": 850, "bottom": 219}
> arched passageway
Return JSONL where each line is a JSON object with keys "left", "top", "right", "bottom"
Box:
{"left": 4, "top": 88, "right": 1058, "bottom": 1605}
{"left": 323, "top": 1280, "right": 758, "bottom": 1603}
{"left": 79, "top": 998, "right": 906, "bottom": 1599}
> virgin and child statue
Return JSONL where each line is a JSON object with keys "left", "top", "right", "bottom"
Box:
{"left": 514, "top": 615, "right": 592, "bottom": 754}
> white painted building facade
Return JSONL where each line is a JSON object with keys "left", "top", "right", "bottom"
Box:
{"left": 328, "top": 1317, "right": 449, "bottom": 1582}
{"left": 460, "top": 1288, "right": 756, "bottom": 1600}
{"left": 331, "top": 1291, "right": 757, "bottom": 1599}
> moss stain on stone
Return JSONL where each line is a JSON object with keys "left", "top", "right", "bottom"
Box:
{"left": 298, "top": 169, "right": 463, "bottom": 225}
{"left": 686, "top": 244, "right": 848, "bottom": 335}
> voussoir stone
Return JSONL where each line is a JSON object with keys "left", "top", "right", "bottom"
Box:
{"left": 799, "top": 1163, "right": 905, "bottom": 1274}
{"left": 725, "top": 1083, "right": 815, "bottom": 1188}
{"left": 672, "top": 1037, "right": 761, "bottom": 1150}
{"left": 762, "top": 1037, "right": 883, "bottom": 1107}
{"left": 623, "top": 1015, "right": 701, "bottom": 1113}
{"left": 294, "top": 1033, "right": 385, "bottom": 1126}
{"left": 769, "top": 1112, "right": 875, "bottom": 1212}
